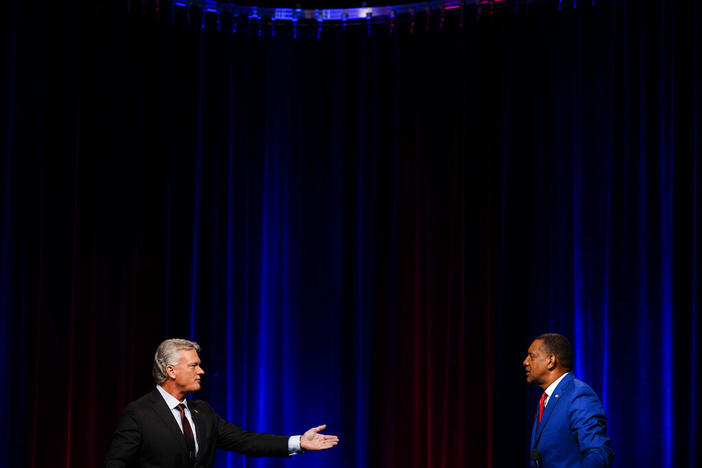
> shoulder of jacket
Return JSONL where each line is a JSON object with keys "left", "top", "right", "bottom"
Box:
{"left": 188, "top": 398, "right": 215, "bottom": 414}
{"left": 123, "top": 390, "right": 160, "bottom": 412}
{"left": 570, "top": 377, "right": 597, "bottom": 394}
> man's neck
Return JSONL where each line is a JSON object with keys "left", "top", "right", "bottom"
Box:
{"left": 539, "top": 369, "right": 568, "bottom": 391}
{"left": 159, "top": 383, "right": 187, "bottom": 402}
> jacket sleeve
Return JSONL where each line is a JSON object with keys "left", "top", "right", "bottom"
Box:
{"left": 104, "top": 406, "right": 142, "bottom": 468}
{"left": 210, "top": 406, "right": 290, "bottom": 457}
{"left": 568, "top": 391, "right": 615, "bottom": 468}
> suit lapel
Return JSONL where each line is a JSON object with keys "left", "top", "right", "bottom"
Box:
{"left": 148, "top": 389, "right": 189, "bottom": 453}
{"left": 533, "top": 373, "right": 574, "bottom": 448}
{"left": 531, "top": 408, "right": 539, "bottom": 447}
{"left": 189, "top": 399, "right": 208, "bottom": 461}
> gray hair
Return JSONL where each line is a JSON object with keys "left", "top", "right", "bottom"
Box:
{"left": 152, "top": 338, "right": 201, "bottom": 384}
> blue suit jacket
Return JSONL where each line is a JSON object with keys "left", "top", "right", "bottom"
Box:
{"left": 530, "top": 373, "right": 614, "bottom": 468}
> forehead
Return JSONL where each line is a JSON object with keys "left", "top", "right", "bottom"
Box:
{"left": 527, "top": 339, "right": 545, "bottom": 355}
{"left": 177, "top": 348, "right": 201, "bottom": 363}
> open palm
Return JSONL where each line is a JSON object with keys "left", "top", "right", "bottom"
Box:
{"left": 300, "top": 425, "right": 339, "bottom": 451}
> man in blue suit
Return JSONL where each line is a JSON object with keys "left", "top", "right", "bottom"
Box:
{"left": 523, "top": 333, "right": 614, "bottom": 468}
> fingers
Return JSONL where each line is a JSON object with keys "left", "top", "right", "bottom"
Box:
{"left": 303, "top": 424, "right": 326, "bottom": 436}
{"left": 305, "top": 436, "right": 339, "bottom": 450}
{"left": 300, "top": 425, "right": 340, "bottom": 450}
{"left": 310, "top": 424, "right": 326, "bottom": 433}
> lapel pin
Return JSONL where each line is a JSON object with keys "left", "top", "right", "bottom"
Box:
{"left": 555, "top": 394, "right": 559, "bottom": 398}
{"left": 194, "top": 409, "right": 199, "bottom": 414}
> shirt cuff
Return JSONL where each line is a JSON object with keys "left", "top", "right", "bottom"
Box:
{"left": 288, "top": 435, "right": 303, "bottom": 455}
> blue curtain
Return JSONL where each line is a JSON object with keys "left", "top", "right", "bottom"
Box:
{"left": 492, "top": 4, "right": 700, "bottom": 467}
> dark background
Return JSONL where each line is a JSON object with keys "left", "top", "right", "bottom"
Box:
{"left": 1, "top": 0, "right": 700, "bottom": 467}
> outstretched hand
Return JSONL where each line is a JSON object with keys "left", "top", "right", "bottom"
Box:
{"left": 300, "top": 424, "right": 339, "bottom": 451}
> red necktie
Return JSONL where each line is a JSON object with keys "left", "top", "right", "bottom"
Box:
{"left": 537, "top": 392, "right": 547, "bottom": 427}
{"left": 177, "top": 403, "right": 196, "bottom": 457}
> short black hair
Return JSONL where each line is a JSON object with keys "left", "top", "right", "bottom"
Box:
{"left": 536, "top": 333, "right": 573, "bottom": 370}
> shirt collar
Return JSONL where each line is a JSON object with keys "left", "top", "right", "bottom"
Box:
{"left": 156, "top": 384, "right": 187, "bottom": 410}
{"left": 544, "top": 372, "right": 569, "bottom": 398}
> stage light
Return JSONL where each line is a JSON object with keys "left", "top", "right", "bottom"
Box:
{"left": 161, "top": 0, "right": 599, "bottom": 36}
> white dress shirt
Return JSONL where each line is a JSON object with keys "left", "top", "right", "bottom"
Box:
{"left": 156, "top": 385, "right": 200, "bottom": 455}
{"left": 543, "top": 372, "right": 569, "bottom": 407}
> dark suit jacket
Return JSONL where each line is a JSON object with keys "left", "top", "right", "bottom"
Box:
{"left": 104, "top": 389, "right": 290, "bottom": 468}
{"left": 530, "top": 373, "right": 614, "bottom": 468}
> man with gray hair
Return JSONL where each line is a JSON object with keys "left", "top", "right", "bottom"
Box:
{"left": 105, "top": 338, "right": 339, "bottom": 468}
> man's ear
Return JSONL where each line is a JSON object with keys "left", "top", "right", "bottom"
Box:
{"left": 166, "top": 365, "right": 177, "bottom": 380}
{"left": 547, "top": 355, "right": 556, "bottom": 371}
